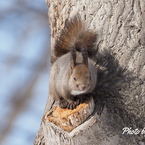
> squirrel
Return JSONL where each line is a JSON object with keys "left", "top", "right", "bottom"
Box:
{"left": 49, "top": 15, "right": 97, "bottom": 109}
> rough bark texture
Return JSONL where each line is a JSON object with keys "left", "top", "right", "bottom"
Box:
{"left": 34, "top": 0, "right": 145, "bottom": 144}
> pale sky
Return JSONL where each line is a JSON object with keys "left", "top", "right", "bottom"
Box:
{"left": 0, "top": 1, "right": 50, "bottom": 145}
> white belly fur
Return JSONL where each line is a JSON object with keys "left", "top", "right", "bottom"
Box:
{"left": 71, "top": 90, "right": 86, "bottom": 95}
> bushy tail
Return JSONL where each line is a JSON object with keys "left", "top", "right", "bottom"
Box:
{"left": 54, "top": 15, "right": 97, "bottom": 57}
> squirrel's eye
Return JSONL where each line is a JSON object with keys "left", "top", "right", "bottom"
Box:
{"left": 74, "top": 77, "right": 76, "bottom": 81}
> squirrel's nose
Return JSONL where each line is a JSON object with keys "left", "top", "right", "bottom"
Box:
{"left": 81, "top": 85, "right": 87, "bottom": 90}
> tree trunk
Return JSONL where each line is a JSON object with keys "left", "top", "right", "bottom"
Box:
{"left": 34, "top": 0, "right": 145, "bottom": 144}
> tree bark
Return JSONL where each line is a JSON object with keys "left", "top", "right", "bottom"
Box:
{"left": 34, "top": 0, "right": 145, "bottom": 144}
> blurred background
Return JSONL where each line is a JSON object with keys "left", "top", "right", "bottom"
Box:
{"left": 0, "top": 0, "right": 50, "bottom": 145}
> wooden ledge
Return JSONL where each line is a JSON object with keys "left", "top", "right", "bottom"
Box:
{"left": 43, "top": 96, "right": 95, "bottom": 132}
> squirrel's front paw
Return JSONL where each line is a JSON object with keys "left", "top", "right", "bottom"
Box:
{"left": 76, "top": 96, "right": 84, "bottom": 104}
{"left": 67, "top": 97, "right": 84, "bottom": 110}
{"left": 59, "top": 99, "right": 68, "bottom": 108}
{"left": 67, "top": 101, "right": 77, "bottom": 110}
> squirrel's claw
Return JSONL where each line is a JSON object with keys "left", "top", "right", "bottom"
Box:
{"left": 67, "top": 97, "right": 84, "bottom": 109}
{"left": 77, "top": 96, "right": 84, "bottom": 104}
{"left": 67, "top": 101, "right": 77, "bottom": 110}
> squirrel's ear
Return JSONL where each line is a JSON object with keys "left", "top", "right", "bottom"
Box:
{"left": 70, "top": 47, "right": 76, "bottom": 69}
{"left": 82, "top": 48, "right": 88, "bottom": 67}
